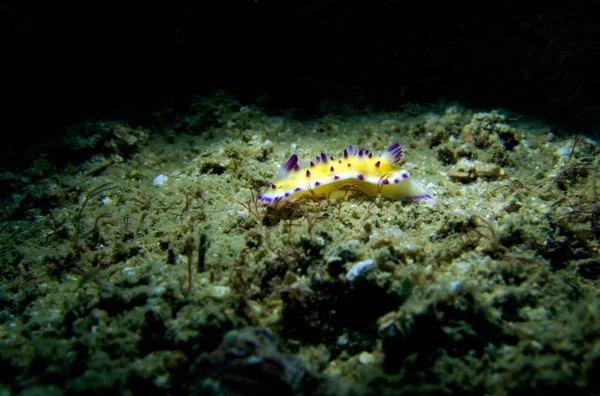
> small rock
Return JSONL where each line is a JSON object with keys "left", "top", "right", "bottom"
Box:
{"left": 358, "top": 352, "right": 375, "bottom": 365}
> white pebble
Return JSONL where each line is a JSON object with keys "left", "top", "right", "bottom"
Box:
{"left": 358, "top": 352, "right": 375, "bottom": 365}
{"left": 153, "top": 174, "right": 167, "bottom": 186}
{"left": 346, "top": 259, "right": 375, "bottom": 280}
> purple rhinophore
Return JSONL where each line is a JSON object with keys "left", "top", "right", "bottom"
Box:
{"left": 374, "top": 161, "right": 381, "bottom": 168}
{"left": 330, "top": 166, "right": 334, "bottom": 172}
{"left": 343, "top": 149, "right": 349, "bottom": 159}
{"left": 314, "top": 181, "right": 321, "bottom": 187}
{"left": 320, "top": 153, "right": 328, "bottom": 163}
{"left": 280, "top": 154, "right": 298, "bottom": 175}
{"left": 306, "top": 170, "right": 311, "bottom": 177}
{"left": 357, "top": 174, "right": 364, "bottom": 181}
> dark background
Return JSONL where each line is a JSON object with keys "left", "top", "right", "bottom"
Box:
{"left": 3, "top": 1, "right": 599, "bottom": 169}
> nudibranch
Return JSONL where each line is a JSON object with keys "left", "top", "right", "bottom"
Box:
{"left": 258, "top": 143, "right": 431, "bottom": 206}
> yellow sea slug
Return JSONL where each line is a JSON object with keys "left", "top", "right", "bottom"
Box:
{"left": 258, "top": 143, "right": 431, "bottom": 206}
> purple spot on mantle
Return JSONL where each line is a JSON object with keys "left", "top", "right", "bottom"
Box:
{"left": 374, "top": 161, "right": 381, "bottom": 168}
{"left": 330, "top": 166, "right": 334, "bottom": 172}
{"left": 381, "top": 179, "right": 390, "bottom": 185}
{"left": 338, "top": 159, "right": 342, "bottom": 164}
{"left": 357, "top": 174, "right": 364, "bottom": 181}
{"left": 294, "top": 187, "right": 302, "bottom": 192}
{"left": 271, "top": 184, "right": 277, "bottom": 189}
{"left": 310, "top": 161, "right": 315, "bottom": 167}
{"left": 306, "top": 170, "right": 311, "bottom": 177}
{"left": 314, "top": 181, "right": 321, "bottom": 187}
{"left": 284, "top": 192, "right": 290, "bottom": 197}
{"left": 334, "top": 175, "right": 340, "bottom": 180}
{"left": 343, "top": 149, "right": 349, "bottom": 159}
{"left": 320, "top": 153, "right": 328, "bottom": 163}
{"left": 401, "top": 173, "right": 408, "bottom": 179}
{"left": 393, "top": 179, "right": 399, "bottom": 184}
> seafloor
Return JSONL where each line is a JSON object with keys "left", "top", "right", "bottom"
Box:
{"left": 1, "top": 92, "right": 599, "bottom": 395}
